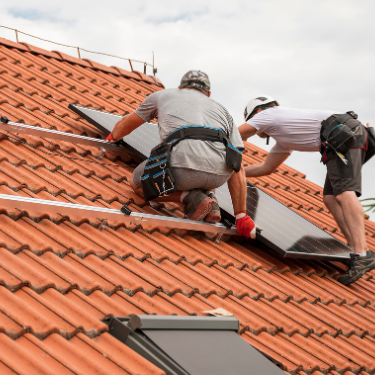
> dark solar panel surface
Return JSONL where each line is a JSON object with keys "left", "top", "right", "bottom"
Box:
{"left": 69, "top": 104, "right": 158, "bottom": 159}
{"left": 70, "top": 104, "right": 352, "bottom": 260}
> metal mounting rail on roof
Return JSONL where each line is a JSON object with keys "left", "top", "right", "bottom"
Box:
{"left": 0, "top": 194, "right": 238, "bottom": 235}
{"left": 0, "top": 117, "right": 125, "bottom": 154}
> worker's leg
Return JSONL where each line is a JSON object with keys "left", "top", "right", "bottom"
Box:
{"left": 336, "top": 193, "right": 375, "bottom": 284}
{"left": 322, "top": 173, "right": 353, "bottom": 244}
{"left": 325, "top": 143, "right": 374, "bottom": 284}
{"left": 335, "top": 191, "right": 367, "bottom": 253}
{"left": 131, "top": 162, "right": 230, "bottom": 220}
{"left": 325, "top": 148, "right": 368, "bottom": 253}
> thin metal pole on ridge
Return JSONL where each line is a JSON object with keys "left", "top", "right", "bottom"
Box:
{"left": 0, "top": 194, "right": 238, "bottom": 235}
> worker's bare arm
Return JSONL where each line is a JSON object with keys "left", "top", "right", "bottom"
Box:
{"left": 244, "top": 152, "right": 290, "bottom": 177}
{"left": 238, "top": 123, "right": 257, "bottom": 141}
{"left": 227, "top": 165, "right": 247, "bottom": 213}
{"left": 112, "top": 112, "right": 145, "bottom": 140}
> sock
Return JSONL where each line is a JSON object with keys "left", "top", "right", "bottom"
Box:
{"left": 180, "top": 191, "right": 189, "bottom": 202}
{"left": 357, "top": 252, "right": 367, "bottom": 257}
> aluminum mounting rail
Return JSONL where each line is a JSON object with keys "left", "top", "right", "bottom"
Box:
{"left": 0, "top": 117, "right": 126, "bottom": 153}
{"left": 0, "top": 194, "right": 238, "bottom": 236}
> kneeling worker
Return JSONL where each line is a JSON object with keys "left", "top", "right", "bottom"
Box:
{"left": 239, "top": 95, "right": 375, "bottom": 284}
{"left": 106, "top": 70, "right": 256, "bottom": 238}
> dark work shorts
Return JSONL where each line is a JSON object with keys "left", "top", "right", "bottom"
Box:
{"left": 323, "top": 122, "right": 367, "bottom": 197}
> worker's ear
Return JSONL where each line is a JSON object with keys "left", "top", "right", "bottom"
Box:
{"left": 207, "top": 91, "right": 211, "bottom": 97}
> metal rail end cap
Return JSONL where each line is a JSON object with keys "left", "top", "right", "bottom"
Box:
{"left": 0, "top": 115, "right": 9, "bottom": 124}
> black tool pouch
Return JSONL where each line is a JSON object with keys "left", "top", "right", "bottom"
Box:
{"left": 364, "top": 127, "right": 375, "bottom": 164}
{"left": 322, "top": 122, "right": 357, "bottom": 154}
{"left": 321, "top": 112, "right": 360, "bottom": 155}
{"left": 225, "top": 142, "right": 242, "bottom": 172}
{"left": 140, "top": 142, "right": 178, "bottom": 201}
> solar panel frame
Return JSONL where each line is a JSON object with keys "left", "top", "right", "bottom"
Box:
{"left": 69, "top": 104, "right": 353, "bottom": 260}
{"left": 68, "top": 104, "right": 157, "bottom": 161}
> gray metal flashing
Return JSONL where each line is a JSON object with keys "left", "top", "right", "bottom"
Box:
{"left": 116, "top": 315, "right": 240, "bottom": 331}
{"left": 126, "top": 332, "right": 189, "bottom": 375}
{"left": 0, "top": 194, "right": 238, "bottom": 235}
{"left": 108, "top": 316, "right": 186, "bottom": 375}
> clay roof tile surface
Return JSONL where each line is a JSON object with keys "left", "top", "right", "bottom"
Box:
{"left": 0, "top": 37, "right": 374, "bottom": 374}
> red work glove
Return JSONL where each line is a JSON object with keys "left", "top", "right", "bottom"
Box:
{"left": 106, "top": 132, "right": 118, "bottom": 142}
{"left": 235, "top": 211, "right": 256, "bottom": 239}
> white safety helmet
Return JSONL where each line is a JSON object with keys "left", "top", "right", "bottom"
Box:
{"left": 244, "top": 95, "right": 279, "bottom": 122}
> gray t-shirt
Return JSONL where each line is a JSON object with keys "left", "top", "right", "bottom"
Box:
{"left": 135, "top": 88, "right": 244, "bottom": 175}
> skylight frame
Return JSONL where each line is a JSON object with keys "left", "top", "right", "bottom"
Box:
{"left": 106, "top": 315, "right": 286, "bottom": 375}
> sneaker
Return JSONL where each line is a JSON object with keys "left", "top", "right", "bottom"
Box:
{"left": 337, "top": 250, "right": 375, "bottom": 285}
{"left": 183, "top": 189, "right": 214, "bottom": 221}
{"left": 204, "top": 191, "right": 221, "bottom": 224}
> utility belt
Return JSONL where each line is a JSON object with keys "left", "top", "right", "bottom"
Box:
{"left": 320, "top": 111, "right": 362, "bottom": 164}
{"left": 364, "top": 126, "right": 375, "bottom": 164}
{"left": 140, "top": 125, "right": 243, "bottom": 201}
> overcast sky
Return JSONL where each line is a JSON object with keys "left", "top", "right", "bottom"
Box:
{"left": 1, "top": 0, "right": 374, "bottom": 219}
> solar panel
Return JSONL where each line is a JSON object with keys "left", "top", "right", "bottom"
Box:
{"left": 69, "top": 104, "right": 353, "bottom": 260}
{"left": 69, "top": 104, "right": 159, "bottom": 160}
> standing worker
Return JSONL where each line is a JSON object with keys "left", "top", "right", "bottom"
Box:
{"left": 106, "top": 70, "right": 256, "bottom": 239}
{"left": 239, "top": 95, "right": 375, "bottom": 284}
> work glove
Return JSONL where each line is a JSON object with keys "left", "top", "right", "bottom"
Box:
{"left": 235, "top": 211, "right": 256, "bottom": 239}
{"left": 106, "top": 132, "right": 118, "bottom": 142}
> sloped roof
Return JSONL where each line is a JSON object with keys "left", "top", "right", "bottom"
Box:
{"left": 0, "top": 37, "right": 375, "bottom": 375}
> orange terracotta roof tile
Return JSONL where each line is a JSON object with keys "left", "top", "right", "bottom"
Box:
{"left": 83, "top": 58, "right": 120, "bottom": 75}
{"left": 52, "top": 50, "right": 91, "bottom": 67}
{"left": 1, "top": 37, "right": 375, "bottom": 374}
{"left": 111, "top": 65, "right": 143, "bottom": 80}
{"left": 132, "top": 70, "right": 156, "bottom": 84}
{"left": 19, "top": 43, "right": 59, "bottom": 59}
{"left": 0, "top": 38, "right": 28, "bottom": 51}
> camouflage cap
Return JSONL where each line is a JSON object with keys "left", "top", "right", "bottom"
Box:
{"left": 180, "top": 70, "right": 210, "bottom": 92}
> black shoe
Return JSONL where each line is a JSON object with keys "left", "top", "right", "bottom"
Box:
{"left": 337, "top": 250, "right": 375, "bottom": 285}
{"left": 183, "top": 189, "right": 214, "bottom": 221}
{"left": 204, "top": 191, "right": 221, "bottom": 224}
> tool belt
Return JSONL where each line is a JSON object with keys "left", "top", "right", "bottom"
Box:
{"left": 140, "top": 125, "right": 243, "bottom": 201}
{"left": 364, "top": 126, "right": 375, "bottom": 164}
{"left": 320, "top": 111, "right": 363, "bottom": 164}
{"left": 321, "top": 111, "right": 359, "bottom": 154}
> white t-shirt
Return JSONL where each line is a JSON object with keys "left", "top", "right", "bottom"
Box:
{"left": 247, "top": 106, "right": 336, "bottom": 153}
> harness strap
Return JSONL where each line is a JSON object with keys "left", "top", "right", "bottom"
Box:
{"left": 164, "top": 125, "right": 242, "bottom": 172}
{"left": 165, "top": 125, "right": 228, "bottom": 145}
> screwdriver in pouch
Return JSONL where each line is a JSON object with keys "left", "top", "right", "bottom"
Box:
{"left": 326, "top": 142, "right": 348, "bottom": 165}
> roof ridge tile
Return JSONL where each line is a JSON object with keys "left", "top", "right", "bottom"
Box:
{"left": 0, "top": 37, "right": 28, "bottom": 51}
{"left": 52, "top": 50, "right": 90, "bottom": 67}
